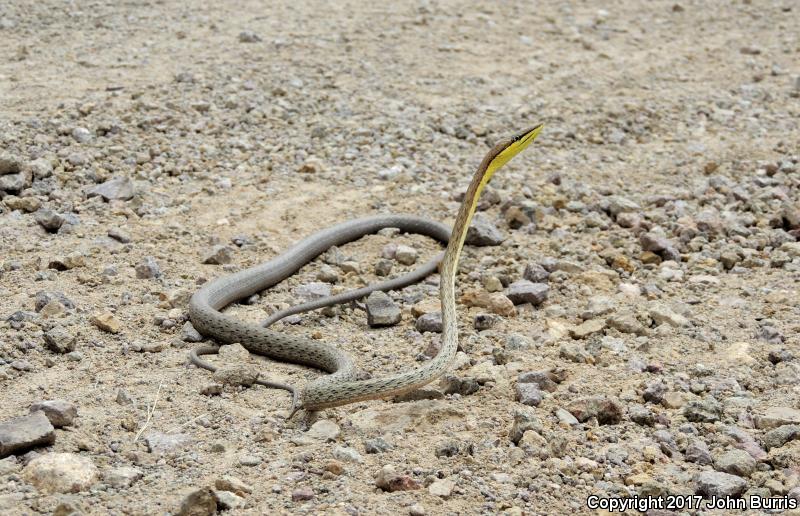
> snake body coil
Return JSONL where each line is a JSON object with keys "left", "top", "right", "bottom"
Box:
{"left": 188, "top": 124, "right": 543, "bottom": 411}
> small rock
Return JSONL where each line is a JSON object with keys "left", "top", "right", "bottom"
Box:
{"left": 3, "top": 195, "right": 41, "bottom": 213}
{"left": 215, "top": 475, "right": 253, "bottom": 497}
{"left": 643, "top": 381, "right": 667, "bottom": 404}
{"left": 439, "top": 375, "right": 480, "bottom": 396}
{"left": 181, "top": 322, "right": 203, "bottom": 342}
{"left": 762, "top": 425, "right": 800, "bottom": 450}
{"left": 523, "top": 263, "right": 549, "bottom": 283}
{"left": 316, "top": 264, "right": 339, "bottom": 283}
{"left": 555, "top": 408, "right": 579, "bottom": 426}
{"left": 135, "top": 256, "right": 161, "bottom": 279}
{"left": 684, "top": 398, "right": 723, "bottom": 423}
{"left": 509, "top": 410, "right": 541, "bottom": 445}
{"left": 22, "top": 453, "right": 97, "bottom": 494}
{"left": 35, "top": 291, "right": 75, "bottom": 312}
{"left": 693, "top": 471, "right": 747, "bottom": 498}
{"left": 213, "top": 490, "right": 245, "bottom": 510}
{"left": 306, "top": 420, "right": 340, "bottom": 441}
{"left": 474, "top": 313, "right": 498, "bottom": 330}
{"left": 755, "top": 406, "right": 800, "bottom": 430}
{"left": 567, "top": 397, "right": 623, "bottom": 425}
{"left": 28, "top": 158, "right": 53, "bottom": 179}
{"left": 606, "top": 313, "right": 647, "bottom": 335}
{"left": 145, "top": 432, "right": 192, "bottom": 455}
{"left": 650, "top": 304, "right": 691, "bottom": 328}
{"left": 0, "top": 153, "right": 21, "bottom": 175}
{"left": 685, "top": 439, "right": 713, "bottom": 465}
{"left": 415, "top": 312, "right": 442, "bottom": 333}
{"left": 291, "top": 487, "right": 314, "bottom": 501}
{"left": 0, "top": 411, "right": 55, "bottom": 458}
{"left": 560, "top": 342, "right": 593, "bottom": 363}
{"left": 177, "top": 487, "right": 217, "bottom": 516}
{"left": 460, "top": 290, "right": 515, "bottom": 316}
{"left": 375, "top": 259, "right": 393, "bottom": 276}
{"left": 212, "top": 365, "right": 259, "bottom": 387}
{"left": 608, "top": 196, "right": 640, "bottom": 216}
{"left": 628, "top": 404, "right": 655, "bottom": 426}
{"left": 394, "top": 245, "right": 418, "bottom": 265}
{"left": 237, "top": 455, "right": 261, "bottom": 467}
{"left": 238, "top": 30, "right": 261, "bottom": 43}
{"left": 44, "top": 326, "right": 76, "bottom": 353}
{"left": 505, "top": 281, "right": 549, "bottom": 306}
{"left": 365, "top": 291, "right": 401, "bottom": 327}
{"left": 375, "top": 465, "right": 419, "bottom": 492}
{"left": 104, "top": 466, "right": 142, "bottom": 488}
{"left": 428, "top": 478, "right": 455, "bottom": 498}
{"left": 570, "top": 318, "right": 607, "bottom": 339}
{"left": 202, "top": 245, "right": 233, "bottom": 265}
{"left": 29, "top": 400, "right": 77, "bottom": 428}
{"left": 34, "top": 209, "right": 64, "bottom": 232}
{"left": 107, "top": 227, "right": 131, "bottom": 243}
{"left": 0, "top": 169, "right": 31, "bottom": 193}
{"left": 466, "top": 213, "right": 504, "bottom": 246}
{"left": 515, "top": 383, "right": 543, "bottom": 406}
{"left": 408, "top": 503, "right": 426, "bottom": 516}
{"left": 714, "top": 449, "right": 756, "bottom": 477}
{"left": 91, "top": 312, "right": 122, "bottom": 334}
{"left": 517, "top": 370, "right": 561, "bottom": 392}
{"left": 87, "top": 176, "right": 134, "bottom": 201}
{"left": 364, "top": 437, "right": 393, "bottom": 454}
{"left": 333, "top": 446, "right": 363, "bottom": 463}
{"left": 293, "top": 282, "right": 330, "bottom": 301}
{"left": 768, "top": 349, "right": 794, "bottom": 364}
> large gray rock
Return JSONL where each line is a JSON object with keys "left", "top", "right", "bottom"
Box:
{"left": 0, "top": 411, "right": 56, "bottom": 457}
{"left": 515, "top": 383, "right": 543, "bottom": 406}
{"left": 755, "top": 407, "right": 800, "bottom": 430}
{"left": 465, "top": 213, "right": 504, "bottom": 246}
{"left": 104, "top": 466, "right": 143, "bottom": 488}
{"left": 505, "top": 280, "right": 549, "bottom": 306}
{"left": 145, "top": 432, "right": 193, "bottom": 455}
{"left": 0, "top": 153, "right": 21, "bottom": 175}
{"left": 87, "top": 176, "right": 134, "bottom": 201}
{"left": 43, "top": 326, "right": 77, "bottom": 354}
{"left": 415, "top": 312, "right": 442, "bottom": 333}
{"left": 29, "top": 400, "right": 77, "bottom": 428}
{"left": 685, "top": 439, "right": 713, "bottom": 465}
{"left": 762, "top": 425, "right": 800, "bottom": 451}
{"left": 34, "top": 291, "right": 75, "bottom": 312}
{"left": 714, "top": 449, "right": 756, "bottom": 477}
{"left": 693, "top": 471, "right": 747, "bottom": 498}
{"left": 365, "top": 291, "right": 401, "bottom": 327}
{"left": 684, "top": 398, "right": 723, "bottom": 423}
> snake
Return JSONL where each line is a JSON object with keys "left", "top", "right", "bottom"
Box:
{"left": 187, "top": 124, "right": 543, "bottom": 414}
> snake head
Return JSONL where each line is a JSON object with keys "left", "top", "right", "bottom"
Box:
{"left": 485, "top": 124, "right": 544, "bottom": 180}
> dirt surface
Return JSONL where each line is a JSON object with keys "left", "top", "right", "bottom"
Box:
{"left": 1, "top": 0, "right": 799, "bottom": 514}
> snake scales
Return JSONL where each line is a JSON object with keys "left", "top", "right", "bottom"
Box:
{"left": 188, "top": 124, "right": 543, "bottom": 413}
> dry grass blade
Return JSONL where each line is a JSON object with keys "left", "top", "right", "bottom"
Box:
{"left": 133, "top": 381, "right": 163, "bottom": 443}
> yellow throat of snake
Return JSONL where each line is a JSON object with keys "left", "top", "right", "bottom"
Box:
{"left": 448, "top": 123, "right": 544, "bottom": 267}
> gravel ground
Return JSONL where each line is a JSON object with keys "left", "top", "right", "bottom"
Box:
{"left": 1, "top": 1, "right": 799, "bottom": 515}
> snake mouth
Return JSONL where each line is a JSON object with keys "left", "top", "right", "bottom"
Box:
{"left": 515, "top": 124, "right": 544, "bottom": 146}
